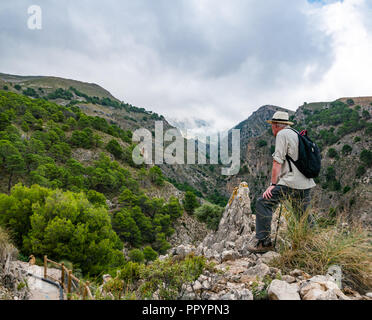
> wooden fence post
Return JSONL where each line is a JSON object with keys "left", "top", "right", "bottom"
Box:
{"left": 83, "top": 281, "right": 89, "bottom": 300}
{"left": 61, "top": 263, "right": 65, "bottom": 289}
{"left": 68, "top": 270, "right": 72, "bottom": 300}
{"left": 43, "top": 255, "right": 47, "bottom": 279}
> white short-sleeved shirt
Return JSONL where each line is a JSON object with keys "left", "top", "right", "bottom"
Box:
{"left": 272, "top": 126, "right": 316, "bottom": 190}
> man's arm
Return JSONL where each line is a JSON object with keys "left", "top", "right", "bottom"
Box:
{"left": 262, "top": 160, "right": 282, "bottom": 199}
{"left": 271, "top": 160, "right": 282, "bottom": 185}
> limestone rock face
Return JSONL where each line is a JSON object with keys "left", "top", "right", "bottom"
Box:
{"left": 268, "top": 280, "right": 301, "bottom": 300}
{"left": 299, "top": 275, "right": 350, "bottom": 300}
{"left": 196, "top": 182, "right": 255, "bottom": 261}
{"left": 0, "top": 246, "right": 30, "bottom": 300}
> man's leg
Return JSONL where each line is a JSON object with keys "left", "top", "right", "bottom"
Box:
{"left": 292, "top": 188, "right": 314, "bottom": 227}
{"left": 255, "top": 185, "right": 289, "bottom": 242}
{"left": 302, "top": 189, "right": 315, "bottom": 227}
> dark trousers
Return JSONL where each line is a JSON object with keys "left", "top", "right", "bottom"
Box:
{"left": 255, "top": 185, "right": 312, "bottom": 241}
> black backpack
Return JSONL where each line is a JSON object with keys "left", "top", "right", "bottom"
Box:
{"left": 285, "top": 128, "right": 321, "bottom": 179}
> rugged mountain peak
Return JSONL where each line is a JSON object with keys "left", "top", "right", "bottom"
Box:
{"left": 233, "top": 105, "right": 294, "bottom": 134}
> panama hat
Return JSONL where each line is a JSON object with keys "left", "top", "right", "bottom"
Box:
{"left": 266, "top": 111, "right": 294, "bottom": 125}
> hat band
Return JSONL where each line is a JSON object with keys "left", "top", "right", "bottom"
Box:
{"left": 271, "top": 118, "right": 289, "bottom": 122}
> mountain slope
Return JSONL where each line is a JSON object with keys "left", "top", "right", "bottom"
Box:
{"left": 2, "top": 72, "right": 371, "bottom": 226}
{"left": 228, "top": 98, "right": 372, "bottom": 226}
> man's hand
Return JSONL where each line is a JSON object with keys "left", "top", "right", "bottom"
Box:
{"left": 263, "top": 185, "right": 276, "bottom": 199}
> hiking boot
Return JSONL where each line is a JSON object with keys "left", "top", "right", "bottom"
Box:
{"left": 247, "top": 238, "right": 274, "bottom": 254}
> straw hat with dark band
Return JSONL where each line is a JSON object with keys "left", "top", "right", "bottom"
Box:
{"left": 266, "top": 111, "right": 294, "bottom": 125}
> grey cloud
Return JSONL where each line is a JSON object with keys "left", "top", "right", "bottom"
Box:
{"left": 0, "top": 0, "right": 361, "bottom": 135}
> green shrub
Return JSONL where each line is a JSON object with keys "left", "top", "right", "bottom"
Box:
{"left": 356, "top": 165, "right": 366, "bottom": 178}
{"left": 87, "top": 190, "right": 107, "bottom": 208}
{"left": 22, "top": 88, "right": 39, "bottom": 98}
{"left": 365, "top": 124, "right": 372, "bottom": 135}
{"left": 163, "top": 196, "right": 183, "bottom": 221}
{"left": 327, "top": 148, "right": 338, "bottom": 158}
{"left": 148, "top": 166, "right": 164, "bottom": 186}
{"left": 206, "top": 191, "right": 229, "bottom": 207}
{"left": 113, "top": 209, "right": 142, "bottom": 247}
{"left": 343, "top": 186, "right": 351, "bottom": 194}
{"left": 128, "top": 249, "right": 145, "bottom": 263}
{"left": 137, "top": 254, "right": 207, "bottom": 300}
{"left": 47, "top": 88, "right": 73, "bottom": 100}
{"left": 167, "top": 178, "right": 202, "bottom": 197}
{"left": 342, "top": 145, "right": 352, "bottom": 155}
{"left": 106, "top": 139, "right": 123, "bottom": 159}
{"left": 362, "top": 110, "right": 371, "bottom": 120}
{"left": 69, "top": 129, "right": 94, "bottom": 149}
{"left": 194, "top": 203, "right": 224, "bottom": 230}
{"left": 183, "top": 191, "right": 200, "bottom": 215}
{"left": 360, "top": 149, "right": 372, "bottom": 167}
{"left": 143, "top": 246, "right": 158, "bottom": 262}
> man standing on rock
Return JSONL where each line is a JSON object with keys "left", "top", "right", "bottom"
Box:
{"left": 248, "top": 111, "right": 316, "bottom": 253}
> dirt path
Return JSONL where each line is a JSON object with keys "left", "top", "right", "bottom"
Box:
{"left": 26, "top": 275, "right": 61, "bottom": 300}
{"left": 18, "top": 262, "right": 62, "bottom": 300}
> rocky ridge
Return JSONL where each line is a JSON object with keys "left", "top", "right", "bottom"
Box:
{"left": 0, "top": 235, "right": 30, "bottom": 300}
{"left": 161, "top": 183, "right": 371, "bottom": 300}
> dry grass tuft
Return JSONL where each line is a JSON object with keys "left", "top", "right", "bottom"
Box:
{"left": 0, "top": 227, "right": 18, "bottom": 265}
{"left": 273, "top": 200, "right": 372, "bottom": 292}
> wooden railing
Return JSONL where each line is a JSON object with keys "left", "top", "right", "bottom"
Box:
{"left": 43, "top": 255, "right": 94, "bottom": 300}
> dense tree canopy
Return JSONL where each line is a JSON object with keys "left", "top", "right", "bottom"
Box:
{"left": 0, "top": 89, "right": 188, "bottom": 275}
{"left": 0, "top": 184, "right": 124, "bottom": 274}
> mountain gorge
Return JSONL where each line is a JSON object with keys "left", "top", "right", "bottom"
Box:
{"left": 0, "top": 73, "right": 371, "bottom": 300}
{"left": 1, "top": 72, "right": 371, "bottom": 226}
{"left": 229, "top": 98, "right": 372, "bottom": 226}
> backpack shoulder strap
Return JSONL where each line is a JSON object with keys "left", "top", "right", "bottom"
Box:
{"left": 286, "top": 154, "right": 294, "bottom": 172}
{"left": 282, "top": 127, "right": 298, "bottom": 173}
{"left": 285, "top": 127, "right": 300, "bottom": 135}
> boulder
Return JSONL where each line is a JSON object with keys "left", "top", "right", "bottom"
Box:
{"left": 171, "top": 244, "right": 195, "bottom": 259}
{"left": 290, "top": 269, "right": 311, "bottom": 279}
{"left": 268, "top": 280, "right": 301, "bottom": 300}
{"left": 240, "top": 289, "right": 254, "bottom": 300}
{"left": 192, "top": 280, "right": 202, "bottom": 292}
{"left": 260, "top": 251, "right": 281, "bottom": 264}
{"left": 245, "top": 263, "right": 271, "bottom": 279}
{"left": 221, "top": 250, "right": 239, "bottom": 262}
{"left": 219, "top": 289, "right": 253, "bottom": 300}
{"left": 299, "top": 275, "right": 350, "bottom": 300}
{"left": 326, "top": 265, "right": 342, "bottom": 289}
{"left": 282, "top": 275, "right": 296, "bottom": 284}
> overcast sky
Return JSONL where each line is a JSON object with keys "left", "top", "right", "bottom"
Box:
{"left": 1, "top": 0, "right": 371, "bottom": 136}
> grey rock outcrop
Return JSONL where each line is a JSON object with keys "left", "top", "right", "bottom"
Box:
{"left": 196, "top": 182, "right": 255, "bottom": 261}
{"left": 0, "top": 242, "right": 30, "bottom": 300}
{"left": 299, "top": 275, "right": 350, "bottom": 300}
{"left": 166, "top": 183, "right": 367, "bottom": 301}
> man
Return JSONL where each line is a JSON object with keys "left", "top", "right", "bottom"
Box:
{"left": 248, "top": 111, "right": 316, "bottom": 253}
